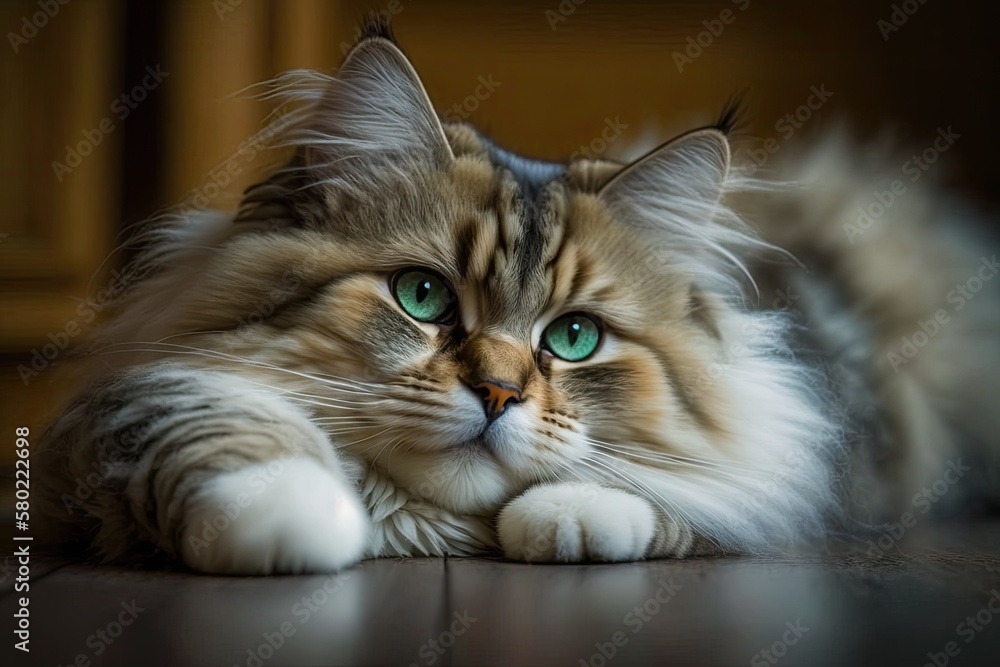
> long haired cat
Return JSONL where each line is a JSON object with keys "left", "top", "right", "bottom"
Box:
{"left": 34, "top": 22, "right": 999, "bottom": 574}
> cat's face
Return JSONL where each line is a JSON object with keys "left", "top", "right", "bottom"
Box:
{"left": 176, "top": 33, "right": 743, "bottom": 514}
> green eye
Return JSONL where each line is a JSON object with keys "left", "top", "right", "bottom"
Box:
{"left": 392, "top": 269, "right": 456, "bottom": 323}
{"left": 542, "top": 313, "right": 601, "bottom": 361}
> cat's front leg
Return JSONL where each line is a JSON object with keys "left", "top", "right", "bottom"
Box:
{"left": 497, "top": 482, "right": 655, "bottom": 562}
{"left": 497, "top": 482, "right": 708, "bottom": 562}
{"left": 37, "top": 363, "right": 370, "bottom": 575}
{"left": 164, "top": 371, "right": 371, "bottom": 574}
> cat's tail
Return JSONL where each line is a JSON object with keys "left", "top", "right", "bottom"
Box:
{"left": 743, "top": 126, "right": 1000, "bottom": 516}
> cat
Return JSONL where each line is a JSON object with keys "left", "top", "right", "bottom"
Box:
{"left": 34, "top": 21, "right": 999, "bottom": 574}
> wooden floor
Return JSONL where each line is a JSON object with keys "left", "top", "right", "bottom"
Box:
{"left": 3, "top": 523, "right": 1000, "bottom": 667}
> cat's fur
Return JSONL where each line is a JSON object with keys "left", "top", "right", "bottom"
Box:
{"left": 34, "top": 23, "right": 999, "bottom": 574}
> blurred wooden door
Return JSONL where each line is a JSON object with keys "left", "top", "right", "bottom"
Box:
{"left": 0, "top": 0, "right": 122, "bottom": 467}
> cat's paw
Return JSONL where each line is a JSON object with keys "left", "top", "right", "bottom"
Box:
{"left": 180, "top": 457, "right": 369, "bottom": 575}
{"left": 497, "top": 483, "right": 655, "bottom": 562}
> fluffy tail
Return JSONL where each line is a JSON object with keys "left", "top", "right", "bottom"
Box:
{"left": 741, "top": 126, "right": 1000, "bottom": 516}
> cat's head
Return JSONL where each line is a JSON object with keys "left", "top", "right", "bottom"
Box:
{"left": 130, "top": 25, "right": 784, "bottom": 517}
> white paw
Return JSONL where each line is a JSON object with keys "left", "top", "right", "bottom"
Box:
{"left": 180, "top": 457, "right": 369, "bottom": 575}
{"left": 497, "top": 483, "right": 655, "bottom": 563}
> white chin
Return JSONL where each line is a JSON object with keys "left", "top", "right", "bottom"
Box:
{"left": 402, "top": 446, "right": 520, "bottom": 515}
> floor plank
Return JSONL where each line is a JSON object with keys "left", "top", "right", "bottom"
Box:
{"left": 3, "top": 523, "right": 1000, "bottom": 666}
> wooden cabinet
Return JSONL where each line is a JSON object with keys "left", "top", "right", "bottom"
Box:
{"left": 0, "top": 0, "right": 121, "bottom": 344}
{"left": 0, "top": 0, "right": 122, "bottom": 463}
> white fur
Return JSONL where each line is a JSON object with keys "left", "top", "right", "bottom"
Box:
{"left": 180, "top": 457, "right": 369, "bottom": 575}
{"left": 497, "top": 482, "right": 656, "bottom": 562}
{"left": 360, "top": 468, "right": 497, "bottom": 557}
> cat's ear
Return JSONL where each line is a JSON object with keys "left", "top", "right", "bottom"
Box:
{"left": 305, "top": 31, "right": 454, "bottom": 168}
{"left": 236, "top": 27, "right": 452, "bottom": 225}
{"left": 597, "top": 128, "right": 730, "bottom": 217}
{"left": 596, "top": 129, "right": 756, "bottom": 285}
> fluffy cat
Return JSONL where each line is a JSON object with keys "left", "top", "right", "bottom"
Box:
{"left": 34, "top": 23, "right": 999, "bottom": 574}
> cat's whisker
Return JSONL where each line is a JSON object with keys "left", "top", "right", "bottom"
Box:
{"left": 317, "top": 424, "right": 380, "bottom": 433}
{"left": 286, "top": 397, "right": 371, "bottom": 412}
{"left": 95, "top": 346, "right": 371, "bottom": 406}
{"left": 322, "top": 427, "right": 379, "bottom": 436}
{"left": 365, "top": 435, "right": 404, "bottom": 470}
{"left": 385, "top": 438, "right": 409, "bottom": 476}
{"left": 238, "top": 378, "right": 383, "bottom": 404}
{"left": 585, "top": 441, "right": 773, "bottom": 484}
{"left": 94, "top": 341, "right": 385, "bottom": 392}
{"left": 579, "top": 454, "right": 701, "bottom": 530}
{"left": 582, "top": 453, "right": 691, "bottom": 520}
{"left": 330, "top": 426, "right": 394, "bottom": 452}
{"left": 319, "top": 422, "right": 375, "bottom": 428}
{"left": 549, "top": 458, "right": 583, "bottom": 485}
{"left": 589, "top": 451, "right": 739, "bottom": 532}
{"left": 584, "top": 437, "right": 776, "bottom": 475}
{"left": 584, "top": 436, "right": 748, "bottom": 467}
{"left": 272, "top": 391, "right": 381, "bottom": 408}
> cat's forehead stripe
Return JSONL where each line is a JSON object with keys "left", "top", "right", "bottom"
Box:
{"left": 457, "top": 154, "right": 566, "bottom": 335}
{"left": 486, "top": 146, "right": 566, "bottom": 275}
{"left": 484, "top": 142, "right": 566, "bottom": 203}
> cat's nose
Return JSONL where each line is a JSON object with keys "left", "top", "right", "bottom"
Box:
{"left": 470, "top": 379, "right": 522, "bottom": 422}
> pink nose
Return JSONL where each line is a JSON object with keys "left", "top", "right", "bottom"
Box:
{"left": 471, "top": 380, "right": 522, "bottom": 421}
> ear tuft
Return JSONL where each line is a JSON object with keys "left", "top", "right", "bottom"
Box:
{"left": 357, "top": 12, "right": 396, "bottom": 43}
{"left": 715, "top": 90, "right": 751, "bottom": 137}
